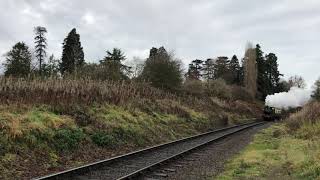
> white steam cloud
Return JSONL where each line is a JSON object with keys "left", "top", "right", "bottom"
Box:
{"left": 265, "top": 87, "right": 312, "bottom": 109}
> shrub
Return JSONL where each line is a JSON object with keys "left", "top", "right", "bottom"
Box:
{"left": 60, "top": 105, "right": 95, "bottom": 126}
{"left": 182, "top": 80, "right": 204, "bottom": 96}
{"left": 52, "top": 129, "right": 85, "bottom": 151}
{"left": 205, "top": 79, "right": 232, "bottom": 99}
{"left": 155, "top": 99, "right": 192, "bottom": 119}
{"left": 112, "top": 126, "right": 145, "bottom": 146}
{"left": 0, "top": 133, "right": 12, "bottom": 156}
{"left": 285, "top": 102, "right": 320, "bottom": 133}
{"left": 91, "top": 131, "right": 117, "bottom": 147}
{"left": 230, "top": 85, "right": 254, "bottom": 101}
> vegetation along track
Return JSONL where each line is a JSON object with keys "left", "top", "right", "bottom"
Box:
{"left": 35, "top": 121, "right": 266, "bottom": 180}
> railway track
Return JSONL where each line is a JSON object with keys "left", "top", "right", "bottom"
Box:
{"left": 35, "top": 120, "right": 265, "bottom": 180}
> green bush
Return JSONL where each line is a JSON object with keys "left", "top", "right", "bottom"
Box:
{"left": 205, "top": 79, "right": 232, "bottom": 99}
{"left": 230, "top": 85, "right": 254, "bottom": 101}
{"left": 24, "top": 129, "right": 53, "bottom": 148}
{"left": 182, "top": 80, "right": 204, "bottom": 96}
{"left": 0, "top": 134, "right": 12, "bottom": 156}
{"left": 140, "top": 47, "right": 183, "bottom": 91}
{"left": 52, "top": 129, "right": 85, "bottom": 151}
{"left": 91, "top": 131, "right": 117, "bottom": 147}
{"left": 112, "top": 126, "right": 146, "bottom": 146}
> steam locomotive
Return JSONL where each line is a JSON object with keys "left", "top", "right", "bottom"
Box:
{"left": 263, "top": 106, "right": 302, "bottom": 121}
{"left": 263, "top": 106, "right": 282, "bottom": 121}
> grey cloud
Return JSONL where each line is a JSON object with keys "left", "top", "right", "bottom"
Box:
{"left": 0, "top": 0, "right": 319, "bottom": 86}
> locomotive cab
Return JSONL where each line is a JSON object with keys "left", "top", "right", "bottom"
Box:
{"left": 263, "top": 106, "right": 282, "bottom": 121}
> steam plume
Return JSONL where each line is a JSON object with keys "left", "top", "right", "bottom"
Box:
{"left": 265, "top": 87, "right": 312, "bottom": 109}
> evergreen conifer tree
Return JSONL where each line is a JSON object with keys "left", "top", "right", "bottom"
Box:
{"left": 214, "top": 56, "right": 232, "bottom": 83}
{"left": 312, "top": 78, "right": 320, "bottom": 101}
{"left": 186, "top": 59, "right": 203, "bottom": 80}
{"left": 100, "top": 48, "right": 131, "bottom": 80}
{"left": 265, "top": 53, "right": 282, "bottom": 93}
{"left": 60, "top": 28, "right": 84, "bottom": 75}
{"left": 255, "top": 44, "right": 267, "bottom": 99}
{"left": 202, "top": 59, "right": 215, "bottom": 80}
{"left": 140, "top": 46, "right": 183, "bottom": 90}
{"left": 34, "top": 26, "right": 47, "bottom": 75}
{"left": 4, "top": 42, "right": 32, "bottom": 77}
{"left": 229, "top": 55, "right": 241, "bottom": 85}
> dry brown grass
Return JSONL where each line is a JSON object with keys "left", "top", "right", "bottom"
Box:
{"left": 0, "top": 77, "right": 261, "bottom": 120}
{"left": 0, "top": 78, "right": 263, "bottom": 179}
{"left": 0, "top": 77, "right": 177, "bottom": 106}
{"left": 285, "top": 101, "right": 320, "bottom": 132}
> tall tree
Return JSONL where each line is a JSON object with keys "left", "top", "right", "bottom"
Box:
{"left": 265, "top": 53, "right": 282, "bottom": 93}
{"left": 60, "top": 28, "right": 84, "bottom": 75}
{"left": 255, "top": 44, "right": 267, "bottom": 99}
{"left": 214, "top": 56, "right": 232, "bottom": 83}
{"left": 277, "top": 79, "right": 290, "bottom": 92}
{"left": 100, "top": 48, "right": 132, "bottom": 80}
{"left": 312, "top": 78, "right": 320, "bottom": 101}
{"left": 186, "top": 59, "right": 203, "bottom": 80}
{"left": 243, "top": 44, "right": 257, "bottom": 98}
{"left": 255, "top": 44, "right": 283, "bottom": 99}
{"left": 140, "top": 46, "right": 183, "bottom": 90}
{"left": 202, "top": 59, "right": 215, "bottom": 82}
{"left": 229, "top": 55, "right": 241, "bottom": 85}
{"left": 34, "top": 26, "right": 47, "bottom": 75}
{"left": 3, "top": 42, "right": 32, "bottom": 77}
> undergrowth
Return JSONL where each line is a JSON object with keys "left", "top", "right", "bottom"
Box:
{"left": 0, "top": 78, "right": 262, "bottom": 179}
{"left": 0, "top": 100, "right": 259, "bottom": 179}
{"left": 217, "top": 102, "right": 320, "bottom": 180}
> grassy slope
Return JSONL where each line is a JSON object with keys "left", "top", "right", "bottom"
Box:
{"left": 0, "top": 99, "right": 261, "bottom": 179}
{"left": 217, "top": 102, "right": 320, "bottom": 180}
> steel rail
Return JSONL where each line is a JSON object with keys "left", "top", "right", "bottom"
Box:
{"left": 119, "top": 121, "right": 265, "bottom": 179}
{"left": 35, "top": 119, "right": 263, "bottom": 180}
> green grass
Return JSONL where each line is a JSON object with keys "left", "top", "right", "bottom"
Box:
{"left": 0, "top": 100, "right": 255, "bottom": 179}
{"left": 0, "top": 100, "right": 257, "bottom": 179}
{"left": 89, "top": 104, "right": 210, "bottom": 145}
{"left": 217, "top": 123, "right": 320, "bottom": 180}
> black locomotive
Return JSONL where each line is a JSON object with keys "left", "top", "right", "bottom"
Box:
{"left": 263, "top": 106, "right": 282, "bottom": 121}
{"left": 263, "top": 106, "right": 302, "bottom": 121}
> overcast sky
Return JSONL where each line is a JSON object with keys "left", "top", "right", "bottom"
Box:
{"left": 0, "top": 0, "right": 319, "bottom": 86}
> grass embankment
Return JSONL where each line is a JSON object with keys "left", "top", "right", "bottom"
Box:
{"left": 0, "top": 98, "right": 261, "bottom": 179}
{"left": 0, "top": 78, "right": 262, "bottom": 179}
{"left": 217, "top": 102, "right": 320, "bottom": 180}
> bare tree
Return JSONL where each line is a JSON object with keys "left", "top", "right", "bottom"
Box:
{"left": 126, "top": 56, "right": 145, "bottom": 79}
{"left": 288, "top": 75, "right": 306, "bottom": 89}
{"left": 243, "top": 43, "right": 257, "bottom": 98}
